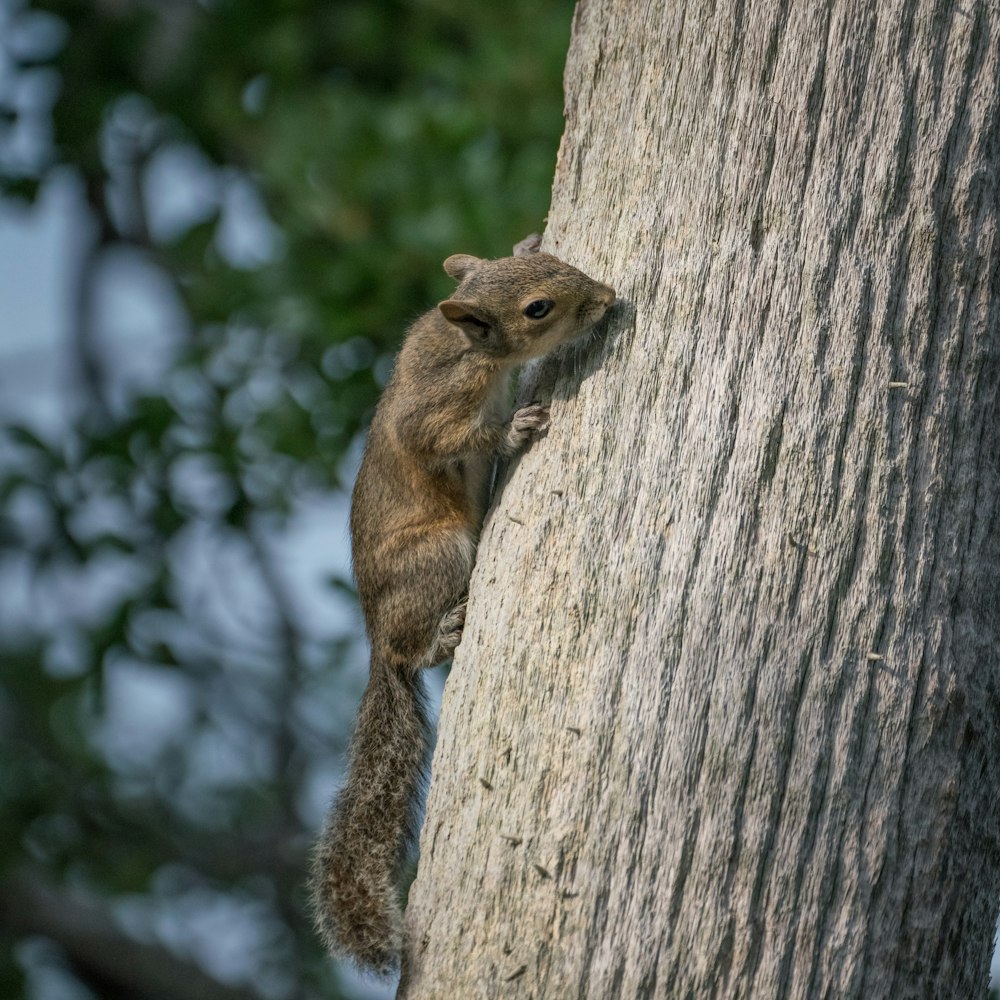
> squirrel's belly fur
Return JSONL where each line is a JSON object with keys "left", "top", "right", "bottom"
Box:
{"left": 309, "top": 241, "right": 615, "bottom": 976}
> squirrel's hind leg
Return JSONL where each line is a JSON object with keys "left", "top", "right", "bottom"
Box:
{"left": 419, "top": 598, "right": 467, "bottom": 667}
{"left": 373, "top": 528, "right": 473, "bottom": 671}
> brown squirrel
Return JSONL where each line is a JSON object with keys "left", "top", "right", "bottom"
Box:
{"left": 310, "top": 235, "right": 615, "bottom": 975}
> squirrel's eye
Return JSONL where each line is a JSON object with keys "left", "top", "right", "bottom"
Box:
{"left": 523, "top": 299, "right": 555, "bottom": 320}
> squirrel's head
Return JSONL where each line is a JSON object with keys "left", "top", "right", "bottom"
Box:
{"left": 437, "top": 251, "right": 616, "bottom": 362}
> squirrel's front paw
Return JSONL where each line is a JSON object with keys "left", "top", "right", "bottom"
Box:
{"left": 506, "top": 402, "right": 550, "bottom": 451}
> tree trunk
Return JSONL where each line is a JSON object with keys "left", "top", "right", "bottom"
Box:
{"left": 398, "top": 2, "right": 1000, "bottom": 997}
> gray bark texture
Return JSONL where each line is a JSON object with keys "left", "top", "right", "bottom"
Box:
{"left": 398, "top": 1, "right": 1000, "bottom": 998}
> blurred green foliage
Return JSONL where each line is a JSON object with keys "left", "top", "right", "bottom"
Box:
{"left": 0, "top": 0, "right": 575, "bottom": 997}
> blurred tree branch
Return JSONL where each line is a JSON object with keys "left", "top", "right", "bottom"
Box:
{"left": 71, "top": 174, "right": 115, "bottom": 422}
{"left": 0, "top": 868, "right": 263, "bottom": 1000}
{"left": 245, "top": 520, "right": 305, "bottom": 824}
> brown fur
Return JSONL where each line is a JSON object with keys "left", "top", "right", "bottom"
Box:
{"left": 310, "top": 242, "right": 615, "bottom": 975}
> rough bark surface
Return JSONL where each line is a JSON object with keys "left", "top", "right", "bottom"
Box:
{"left": 399, "top": 2, "right": 1000, "bottom": 998}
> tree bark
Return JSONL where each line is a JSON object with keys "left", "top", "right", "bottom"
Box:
{"left": 399, "top": 2, "right": 1000, "bottom": 997}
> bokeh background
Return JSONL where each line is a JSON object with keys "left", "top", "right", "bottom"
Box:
{"left": 0, "top": 1, "right": 575, "bottom": 997}
{"left": 2, "top": 3, "right": 998, "bottom": 999}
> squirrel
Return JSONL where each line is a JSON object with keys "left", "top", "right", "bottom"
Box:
{"left": 310, "top": 234, "right": 615, "bottom": 976}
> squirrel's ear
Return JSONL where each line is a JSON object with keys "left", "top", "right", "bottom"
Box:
{"left": 438, "top": 299, "right": 491, "bottom": 341}
{"left": 443, "top": 254, "right": 481, "bottom": 281}
{"left": 513, "top": 233, "right": 542, "bottom": 257}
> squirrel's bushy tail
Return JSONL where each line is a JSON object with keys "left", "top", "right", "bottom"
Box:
{"left": 310, "top": 662, "right": 431, "bottom": 976}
